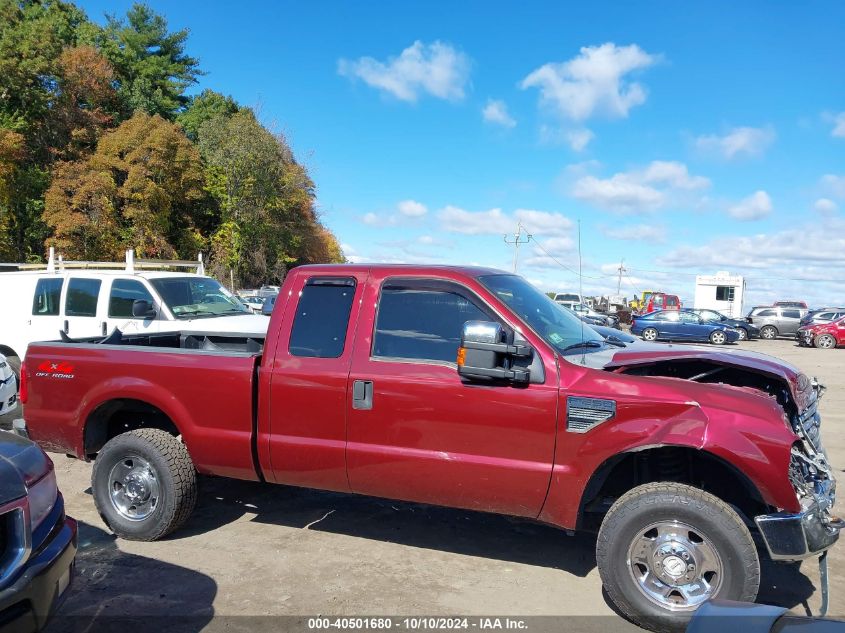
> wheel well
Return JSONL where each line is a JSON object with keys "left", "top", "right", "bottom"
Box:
{"left": 0, "top": 346, "right": 19, "bottom": 362}
{"left": 578, "top": 446, "right": 769, "bottom": 531}
{"left": 84, "top": 399, "right": 179, "bottom": 459}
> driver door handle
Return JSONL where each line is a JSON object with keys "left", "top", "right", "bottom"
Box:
{"left": 352, "top": 380, "right": 373, "bottom": 410}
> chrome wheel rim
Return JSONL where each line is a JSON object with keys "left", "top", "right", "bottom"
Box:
{"left": 108, "top": 454, "right": 160, "bottom": 521}
{"left": 626, "top": 520, "right": 723, "bottom": 612}
{"left": 711, "top": 332, "right": 726, "bottom": 344}
{"left": 737, "top": 329, "right": 747, "bottom": 340}
{"left": 762, "top": 327, "right": 775, "bottom": 339}
{"left": 643, "top": 329, "right": 657, "bottom": 341}
{"left": 818, "top": 335, "right": 835, "bottom": 349}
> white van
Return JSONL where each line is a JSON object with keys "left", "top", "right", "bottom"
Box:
{"left": 0, "top": 249, "right": 270, "bottom": 374}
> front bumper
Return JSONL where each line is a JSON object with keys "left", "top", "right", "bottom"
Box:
{"left": 0, "top": 510, "right": 78, "bottom": 632}
{"left": 755, "top": 479, "right": 841, "bottom": 560}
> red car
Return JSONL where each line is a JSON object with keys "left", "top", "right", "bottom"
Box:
{"left": 17, "top": 264, "right": 839, "bottom": 631}
{"left": 644, "top": 292, "right": 681, "bottom": 314}
{"left": 798, "top": 315, "right": 845, "bottom": 349}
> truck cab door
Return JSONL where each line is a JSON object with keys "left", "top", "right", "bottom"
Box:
{"left": 345, "top": 274, "right": 558, "bottom": 518}
{"left": 105, "top": 278, "right": 161, "bottom": 336}
{"left": 264, "top": 272, "right": 367, "bottom": 492}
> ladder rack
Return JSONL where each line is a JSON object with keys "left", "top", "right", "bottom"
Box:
{"left": 0, "top": 248, "right": 205, "bottom": 276}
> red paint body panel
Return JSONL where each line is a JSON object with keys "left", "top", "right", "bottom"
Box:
{"left": 799, "top": 318, "right": 845, "bottom": 347}
{"left": 23, "top": 263, "right": 806, "bottom": 532}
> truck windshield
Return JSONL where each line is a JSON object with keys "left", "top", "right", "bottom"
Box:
{"left": 478, "top": 274, "right": 605, "bottom": 355}
{"left": 150, "top": 277, "right": 251, "bottom": 319}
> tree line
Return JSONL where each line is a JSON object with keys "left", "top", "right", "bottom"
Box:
{"left": 0, "top": 0, "right": 343, "bottom": 287}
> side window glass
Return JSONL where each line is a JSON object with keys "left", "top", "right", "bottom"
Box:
{"left": 782, "top": 309, "right": 800, "bottom": 319}
{"left": 373, "top": 285, "right": 489, "bottom": 363}
{"left": 288, "top": 278, "right": 356, "bottom": 358}
{"left": 109, "top": 279, "right": 155, "bottom": 318}
{"left": 32, "top": 278, "right": 64, "bottom": 316}
{"left": 65, "top": 278, "right": 102, "bottom": 317}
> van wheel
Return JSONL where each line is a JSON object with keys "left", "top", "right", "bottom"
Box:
{"left": 815, "top": 334, "right": 837, "bottom": 349}
{"left": 709, "top": 330, "right": 727, "bottom": 345}
{"left": 596, "top": 483, "right": 759, "bottom": 633}
{"left": 760, "top": 325, "right": 778, "bottom": 340}
{"left": 642, "top": 327, "right": 659, "bottom": 342}
{"left": 92, "top": 429, "right": 197, "bottom": 541}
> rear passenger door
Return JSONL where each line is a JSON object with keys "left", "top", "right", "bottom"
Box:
{"left": 29, "top": 277, "right": 65, "bottom": 347}
{"left": 265, "top": 272, "right": 367, "bottom": 492}
{"left": 63, "top": 276, "right": 105, "bottom": 339}
{"left": 779, "top": 309, "right": 802, "bottom": 335}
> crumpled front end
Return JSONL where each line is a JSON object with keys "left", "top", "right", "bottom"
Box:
{"left": 755, "top": 379, "right": 842, "bottom": 560}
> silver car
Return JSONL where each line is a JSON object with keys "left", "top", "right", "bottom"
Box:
{"left": 746, "top": 306, "right": 808, "bottom": 339}
{"left": 800, "top": 308, "right": 845, "bottom": 328}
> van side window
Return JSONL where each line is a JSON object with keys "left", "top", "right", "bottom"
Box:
{"left": 65, "top": 278, "right": 102, "bottom": 317}
{"left": 32, "top": 278, "right": 64, "bottom": 315}
{"left": 373, "top": 282, "right": 490, "bottom": 363}
{"left": 109, "top": 279, "right": 154, "bottom": 318}
{"left": 288, "top": 278, "right": 356, "bottom": 358}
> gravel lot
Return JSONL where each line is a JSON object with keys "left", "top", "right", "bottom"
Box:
{"left": 3, "top": 339, "right": 844, "bottom": 631}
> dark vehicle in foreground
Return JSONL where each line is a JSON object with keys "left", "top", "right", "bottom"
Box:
{"left": 801, "top": 309, "right": 845, "bottom": 328}
{"left": 632, "top": 309, "right": 741, "bottom": 344}
{"left": 747, "top": 306, "right": 808, "bottom": 339}
{"left": 693, "top": 309, "right": 760, "bottom": 341}
{"left": 798, "top": 316, "right": 845, "bottom": 349}
{"left": 687, "top": 600, "right": 845, "bottom": 633}
{"left": 18, "top": 264, "right": 839, "bottom": 632}
{"left": 0, "top": 431, "right": 77, "bottom": 631}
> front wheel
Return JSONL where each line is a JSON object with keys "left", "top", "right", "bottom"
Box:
{"left": 92, "top": 428, "right": 197, "bottom": 541}
{"left": 642, "top": 327, "right": 659, "bottom": 342}
{"left": 815, "top": 334, "right": 837, "bottom": 349}
{"left": 709, "top": 330, "right": 727, "bottom": 345}
{"left": 596, "top": 483, "right": 759, "bottom": 633}
{"left": 736, "top": 328, "right": 748, "bottom": 341}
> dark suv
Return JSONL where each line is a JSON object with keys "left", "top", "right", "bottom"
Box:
{"left": 747, "top": 306, "right": 809, "bottom": 339}
{"left": 0, "top": 430, "right": 77, "bottom": 631}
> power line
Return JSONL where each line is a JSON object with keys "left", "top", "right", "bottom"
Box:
{"left": 503, "top": 223, "right": 531, "bottom": 272}
{"left": 527, "top": 235, "right": 611, "bottom": 280}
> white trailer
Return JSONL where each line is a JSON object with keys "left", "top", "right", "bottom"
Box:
{"left": 694, "top": 271, "right": 746, "bottom": 318}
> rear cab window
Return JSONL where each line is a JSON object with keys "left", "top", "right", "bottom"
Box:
{"left": 288, "top": 278, "right": 356, "bottom": 358}
{"left": 65, "top": 278, "right": 102, "bottom": 317}
{"left": 32, "top": 278, "right": 64, "bottom": 315}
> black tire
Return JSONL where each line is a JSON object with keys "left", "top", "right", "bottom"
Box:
{"left": 709, "top": 330, "right": 727, "bottom": 345}
{"left": 760, "top": 325, "right": 777, "bottom": 340}
{"left": 596, "top": 482, "right": 759, "bottom": 633}
{"left": 92, "top": 428, "right": 197, "bottom": 541}
{"left": 642, "top": 327, "right": 659, "bottom": 342}
{"left": 815, "top": 334, "right": 837, "bottom": 350}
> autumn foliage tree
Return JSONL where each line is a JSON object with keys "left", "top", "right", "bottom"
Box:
{"left": 44, "top": 112, "right": 206, "bottom": 259}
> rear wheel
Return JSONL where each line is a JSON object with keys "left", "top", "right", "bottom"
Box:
{"left": 642, "top": 327, "right": 659, "bottom": 342}
{"left": 709, "top": 330, "right": 727, "bottom": 345}
{"left": 596, "top": 483, "right": 759, "bottom": 633}
{"left": 92, "top": 428, "right": 197, "bottom": 541}
{"left": 760, "top": 325, "right": 778, "bottom": 340}
{"left": 815, "top": 334, "right": 837, "bottom": 349}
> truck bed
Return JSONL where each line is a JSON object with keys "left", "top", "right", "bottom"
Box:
{"left": 24, "top": 334, "right": 262, "bottom": 481}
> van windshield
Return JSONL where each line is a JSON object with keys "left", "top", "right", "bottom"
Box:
{"left": 150, "top": 277, "right": 251, "bottom": 319}
{"left": 479, "top": 274, "right": 605, "bottom": 355}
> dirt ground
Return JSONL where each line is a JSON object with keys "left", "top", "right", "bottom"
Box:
{"left": 5, "top": 339, "right": 845, "bottom": 631}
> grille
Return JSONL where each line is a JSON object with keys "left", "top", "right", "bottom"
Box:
{"left": 567, "top": 396, "right": 616, "bottom": 433}
{"left": 798, "top": 389, "right": 823, "bottom": 453}
{"left": 0, "top": 500, "right": 30, "bottom": 589}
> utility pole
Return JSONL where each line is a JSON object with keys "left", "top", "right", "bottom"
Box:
{"left": 616, "top": 259, "right": 626, "bottom": 294}
{"left": 503, "top": 223, "right": 531, "bottom": 272}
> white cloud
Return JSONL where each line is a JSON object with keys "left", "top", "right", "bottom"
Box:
{"left": 538, "top": 126, "right": 595, "bottom": 151}
{"left": 815, "top": 198, "right": 839, "bottom": 214}
{"left": 821, "top": 174, "right": 845, "bottom": 199}
{"left": 570, "top": 160, "right": 709, "bottom": 214}
{"left": 438, "top": 206, "right": 573, "bottom": 237}
{"left": 482, "top": 99, "right": 516, "bottom": 128}
{"left": 566, "top": 128, "right": 594, "bottom": 151}
{"left": 728, "top": 190, "right": 772, "bottom": 221}
{"left": 397, "top": 199, "right": 428, "bottom": 217}
{"left": 338, "top": 41, "right": 470, "bottom": 102}
{"left": 520, "top": 43, "right": 659, "bottom": 121}
{"left": 600, "top": 223, "right": 667, "bottom": 242}
{"left": 694, "top": 126, "right": 776, "bottom": 159}
{"left": 362, "top": 212, "right": 380, "bottom": 226}
{"left": 826, "top": 112, "right": 845, "bottom": 138}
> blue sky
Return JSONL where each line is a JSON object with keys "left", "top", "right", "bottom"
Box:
{"left": 79, "top": 1, "right": 845, "bottom": 307}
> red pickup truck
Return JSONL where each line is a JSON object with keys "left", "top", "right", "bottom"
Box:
{"left": 16, "top": 265, "right": 840, "bottom": 632}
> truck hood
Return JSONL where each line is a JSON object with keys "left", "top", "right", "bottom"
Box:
{"left": 161, "top": 313, "right": 270, "bottom": 337}
{"left": 0, "top": 432, "right": 49, "bottom": 503}
{"left": 603, "top": 343, "right": 811, "bottom": 405}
